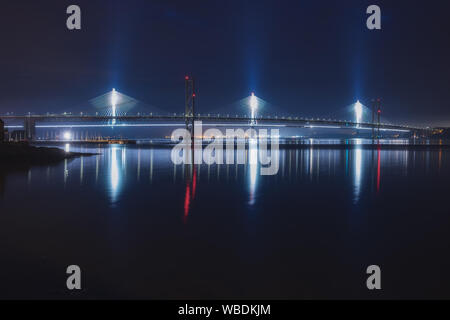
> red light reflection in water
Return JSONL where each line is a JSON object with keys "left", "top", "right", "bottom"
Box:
{"left": 183, "top": 167, "right": 197, "bottom": 223}
{"left": 377, "top": 145, "right": 381, "bottom": 193}
{"left": 192, "top": 167, "right": 197, "bottom": 200}
{"left": 184, "top": 185, "right": 191, "bottom": 221}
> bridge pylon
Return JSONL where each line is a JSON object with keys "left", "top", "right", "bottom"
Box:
{"left": 372, "top": 98, "right": 382, "bottom": 140}
{"left": 185, "top": 76, "right": 196, "bottom": 134}
{"left": 377, "top": 100, "right": 381, "bottom": 139}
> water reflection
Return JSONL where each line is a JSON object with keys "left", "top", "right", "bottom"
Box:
{"left": 122, "top": 148, "right": 127, "bottom": 177}
{"left": 6, "top": 142, "right": 448, "bottom": 216}
{"left": 95, "top": 155, "right": 99, "bottom": 183}
{"left": 3, "top": 141, "right": 450, "bottom": 299}
{"left": 80, "top": 156, "right": 84, "bottom": 185}
{"left": 183, "top": 166, "right": 197, "bottom": 223}
{"left": 64, "top": 159, "right": 68, "bottom": 186}
{"left": 377, "top": 146, "right": 381, "bottom": 193}
{"left": 110, "top": 146, "right": 121, "bottom": 205}
{"left": 353, "top": 148, "right": 362, "bottom": 203}
{"left": 248, "top": 138, "right": 258, "bottom": 206}
{"left": 137, "top": 149, "right": 141, "bottom": 181}
{"left": 149, "top": 149, "right": 153, "bottom": 184}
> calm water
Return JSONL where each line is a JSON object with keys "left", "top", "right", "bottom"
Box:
{"left": 1, "top": 142, "right": 450, "bottom": 299}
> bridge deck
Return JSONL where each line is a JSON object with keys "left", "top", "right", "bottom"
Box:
{"left": 1, "top": 114, "right": 425, "bottom": 132}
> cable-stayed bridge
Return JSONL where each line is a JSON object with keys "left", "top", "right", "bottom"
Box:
{"left": 1, "top": 79, "right": 430, "bottom": 141}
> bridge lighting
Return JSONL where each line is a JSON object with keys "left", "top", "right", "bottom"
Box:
{"left": 111, "top": 88, "right": 118, "bottom": 126}
{"left": 250, "top": 92, "right": 258, "bottom": 124}
{"left": 111, "top": 88, "right": 118, "bottom": 118}
{"left": 250, "top": 92, "right": 258, "bottom": 110}
{"left": 63, "top": 131, "right": 72, "bottom": 141}
{"left": 355, "top": 100, "right": 363, "bottom": 125}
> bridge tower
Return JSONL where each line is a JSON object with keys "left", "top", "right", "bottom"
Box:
{"left": 185, "top": 76, "right": 196, "bottom": 133}
{"left": 376, "top": 99, "right": 381, "bottom": 139}
{"left": 372, "top": 98, "right": 381, "bottom": 140}
{"left": 24, "top": 116, "right": 36, "bottom": 141}
{"left": 250, "top": 92, "right": 258, "bottom": 126}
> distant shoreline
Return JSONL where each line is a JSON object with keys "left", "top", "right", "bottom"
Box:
{"left": 31, "top": 140, "right": 450, "bottom": 151}
{"left": 0, "top": 142, "right": 96, "bottom": 164}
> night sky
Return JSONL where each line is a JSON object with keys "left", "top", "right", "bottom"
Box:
{"left": 1, "top": 0, "right": 449, "bottom": 126}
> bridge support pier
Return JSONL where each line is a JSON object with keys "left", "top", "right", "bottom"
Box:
{"left": 24, "top": 117, "right": 36, "bottom": 141}
{"left": 185, "top": 76, "right": 196, "bottom": 136}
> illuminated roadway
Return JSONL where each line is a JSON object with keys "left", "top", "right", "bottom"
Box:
{"left": 2, "top": 114, "right": 421, "bottom": 133}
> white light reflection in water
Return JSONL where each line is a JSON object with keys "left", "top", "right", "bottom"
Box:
{"left": 109, "top": 146, "right": 122, "bottom": 205}
{"left": 64, "top": 159, "right": 68, "bottom": 186}
{"left": 248, "top": 137, "right": 258, "bottom": 206}
{"left": 150, "top": 149, "right": 154, "bottom": 183}
{"left": 137, "top": 149, "right": 141, "bottom": 181}
{"left": 353, "top": 139, "right": 363, "bottom": 204}
{"left": 121, "top": 148, "right": 127, "bottom": 174}
{"left": 95, "top": 155, "right": 99, "bottom": 183}
{"left": 80, "top": 156, "right": 84, "bottom": 184}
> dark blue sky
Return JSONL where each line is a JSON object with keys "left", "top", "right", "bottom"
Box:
{"left": 1, "top": 0, "right": 449, "bottom": 126}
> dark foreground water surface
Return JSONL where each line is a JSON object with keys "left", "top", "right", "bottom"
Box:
{"left": 1, "top": 141, "right": 450, "bottom": 299}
